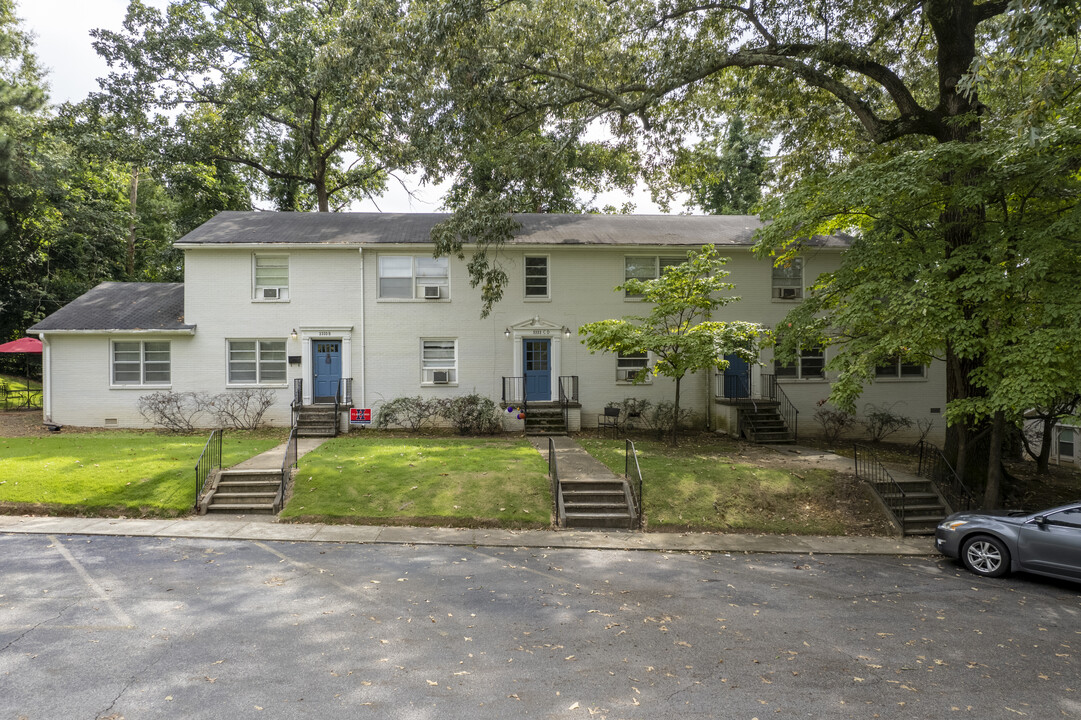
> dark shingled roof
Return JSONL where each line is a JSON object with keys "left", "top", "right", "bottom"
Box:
{"left": 175, "top": 211, "right": 850, "bottom": 248}
{"left": 29, "top": 283, "right": 192, "bottom": 333}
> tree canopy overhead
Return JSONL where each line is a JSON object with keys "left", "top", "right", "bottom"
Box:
{"left": 427, "top": 0, "right": 1081, "bottom": 501}
{"left": 93, "top": 0, "right": 420, "bottom": 211}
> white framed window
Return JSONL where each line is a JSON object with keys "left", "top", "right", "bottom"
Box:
{"left": 875, "top": 356, "right": 926, "bottom": 379}
{"left": 112, "top": 340, "right": 171, "bottom": 386}
{"left": 1058, "top": 428, "right": 1076, "bottom": 459}
{"left": 379, "top": 255, "right": 449, "bottom": 299}
{"left": 774, "top": 346, "right": 824, "bottom": 380}
{"left": 421, "top": 339, "right": 457, "bottom": 384}
{"left": 772, "top": 257, "right": 803, "bottom": 300}
{"left": 253, "top": 254, "right": 289, "bottom": 301}
{"left": 228, "top": 340, "right": 287, "bottom": 385}
{"left": 617, "top": 351, "right": 652, "bottom": 383}
{"left": 524, "top": 256, "right": 549, "bottom": 299}
{"left": 624, "top": 255, "right": 684, "bottom": 298}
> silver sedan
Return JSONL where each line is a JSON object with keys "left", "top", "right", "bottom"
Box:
{"left": 935, "top": 501, "right": 1081, "bottom": 581}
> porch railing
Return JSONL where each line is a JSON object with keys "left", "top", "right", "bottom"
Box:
{"left": 558, "top": 375, "right": 578, "bottom": 431}
{"left": 714, "top": 371, "right": 799, "bottom": 442}
{"left": 918, "top": 440, "right": 976, "bottom": 513}
{"left": 548, "top": 436, "right": 565, "bottom": 527}
{"left": 854, "top": 443, "right": 908, "bottom": 535}
{"left": 334, "top": 377, "right": 353, "bottom": 435}
{"left": 291, "top": 378, "right": 303, "bottom": 427}
{"left": 502, "top": 376, "right": 527, "bottom": 414}
{"left": 194, "top": 429, "right": 223, "bottom": 510}
{"left": 625, "top": 439, "right": 644, "bottom": 529}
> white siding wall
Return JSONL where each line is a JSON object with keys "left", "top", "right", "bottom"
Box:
{"left": 41, "top": 239, "right": 947, "bottom": 438}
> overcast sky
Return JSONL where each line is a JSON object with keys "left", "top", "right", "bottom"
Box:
{"left": 16, "top": 0, "right": 666, "bottom": 214}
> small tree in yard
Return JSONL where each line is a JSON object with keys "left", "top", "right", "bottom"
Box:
{"left": 579, "top": 245, "right": 766, "bottom": 444}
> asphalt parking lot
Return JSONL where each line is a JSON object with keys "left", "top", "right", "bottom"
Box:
{"left": 2, "top": 533, "right": 1079, "bottom": 719}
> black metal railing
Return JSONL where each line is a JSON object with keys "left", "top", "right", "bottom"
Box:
{"left": 764, "top": 374, "right": 800, "bottom": 443}
{"left": 854, "top": 443, "right": 908, "bottom": 535}
{"left": 558, "top": 375, "right": 578, "bottom": 432}
{"left": 548, "top": 436, "right": 565, "bottom": 527}
{"left": 334, "top": 377, "right": 352, "bottom": 436}
{"left": 625, "top": 439, "right": 644, "bottom": 529}
{"left": 291, "top": 378, "right": 303, "bottom": 428}
{"left": 918, "top": 440, "right": 976, "bottom": 512}
{"left": 194, "top": 429, "right": 223, "bottom": 510}
{"left": 721, "top": 373, "right": 752, "bottom": 399}
{"left": 502, "top": 376, "right": 527, "bottom": 413}
{"left": 277, "top": 426, "right": 298, "bottom": 511}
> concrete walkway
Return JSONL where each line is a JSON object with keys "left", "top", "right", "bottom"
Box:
{"left": 0, "top": 435, "right": 937, "bottom": 556}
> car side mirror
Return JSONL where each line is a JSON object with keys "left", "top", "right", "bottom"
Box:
{"left": 1031, "top": 515, "right": 1047, "bottom": 526}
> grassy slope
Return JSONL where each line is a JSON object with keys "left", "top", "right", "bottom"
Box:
{"left": 0, "top": 431, "right": 282, "bottom": 515}
{"left": 282, "top": 435, "right": 550, "bottom": 527}
{"left": 579, "top": 436, "right": 848, "bottom": 534}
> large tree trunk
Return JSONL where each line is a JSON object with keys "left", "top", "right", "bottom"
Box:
{"left": 982, "top": 411, "right": 1006, "bottom": 508}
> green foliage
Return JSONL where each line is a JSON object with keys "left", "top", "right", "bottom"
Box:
{"left": 376, "top": 395, "right": 442, "bottom": 431}
{"left": 861, "top": 403, "right": 913, "bottom": 443}
{"left": 580, "top": 245, "right": 767, "bottom": 442}
{"left": 669, "top": 116, "right": 772, "bottom": 214}
{"left": 813, "top": 400, "right": 857, "bottom": 445}
{"left": 436, "top": 393, "right": 501, "bottom": 435}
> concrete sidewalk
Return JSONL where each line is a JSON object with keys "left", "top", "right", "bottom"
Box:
{"left": 0, "top": 514, "right": 936, "bottom": 556}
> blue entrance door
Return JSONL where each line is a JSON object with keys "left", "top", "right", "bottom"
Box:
{"left": 313, "top": 341, "right": 342, "bottom": 403}
{"left": 723, "top": 353, "right": 750, "bottom": 398}
{"left": 523, "top": 339, "right": 551, "bottom": 401}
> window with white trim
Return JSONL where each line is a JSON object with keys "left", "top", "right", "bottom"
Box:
{"left": 112, "top": 340, "right": 171, "bottom": 385}
{"left": 774, "top": 346, "right": 824, "bottom": 380}
{"left": 1059, "top": 427, "right": 1076, "bottom": 459}
{"left": 617, "top": 351, "right": 651, "bottom": 383}
{"left": 228, "top": 340, "right": 287, "bottom": 384}
{"left": 772, "top": 257, "right": 803, "bottom": 300}
{"left": 253, "top": 254, "right": 289, "bottom": 300}
{"left": 421, "top": 339, "right": 457, "bottom": 384}
{"left": 624, "top": 255, "right": 684, "bottom": 298}
{"left": 875, "top": 356, "right": 925, "bottom": 379}
{"left": 379, "top": 255, "right": 449, "bottom": 299}
{"left": 524, "top": 256, "right": 549, "bottom": 298}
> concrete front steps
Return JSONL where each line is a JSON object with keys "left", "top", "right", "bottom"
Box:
{"left": 201, "top": 469, "right": 282, "bottom": 515}
{"left": 560, "top": 478, "right": 637, "bottom": 529}
{"left": 877, "top": 477, "right": 949, "bottom": 536}
{"left": 525, "top": 402, "right": 566, "bottom": 435}
{"left": 739, "top": 403, "right": 794, "bottom": 444}
{"left": 297, "top": 405, "right": 338, "bottom": 438}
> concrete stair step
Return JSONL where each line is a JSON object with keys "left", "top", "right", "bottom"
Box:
{"left": 205, "top": 503, "right": 277, "bottom": 514}
{"left": 211, "top": 492, "right": 278, "bottom": 504}
{"left": 564, "top": 512, "right": 635, "bottom": 529}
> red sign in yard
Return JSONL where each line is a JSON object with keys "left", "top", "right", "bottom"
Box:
{"left": 349, "top": 408, "right": 372, "bottom": 425}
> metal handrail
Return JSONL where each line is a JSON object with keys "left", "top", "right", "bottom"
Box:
{"left": 854, "top": 443, "right": 908, "bottom": 535}
{"left": 548, "top": 436, "right": 565, "bottom": 527}
{"left": 625, "top": 439, "right": 644, "bottom": 529}
{"left": 765, "top": 375, "right": 800, "bottom": 443}
{"left": 918, "top": 440, "right": 976, "bottom": 512}
{"left": 277, "top": 426, "right": 298, "bottom": 512}
{"left": 291, "top": 378, "right": 303, "bottom": 428}
{"left": 194, "top": 429, "right": 223, "bottom": 510}
{"left": 558, "top": 375, "right": 578, "bottom": 432}
{"left": 502, "top": 376, "right": 528, "bottom": 417}
{"left": 333, "top": 377, "right": 352, "bottom": 436}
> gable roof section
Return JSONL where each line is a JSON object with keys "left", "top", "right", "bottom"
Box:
{"left": 29, "top": 282, "right": 193, "bottom": 334}
{"left": 175, "top": 211, "right": 849, "bottom": 248}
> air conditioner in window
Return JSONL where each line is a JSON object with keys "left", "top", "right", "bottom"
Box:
{"left": 777, "top": 287, "right": 799, "bottom": 299}
{"left": 261, "top": 287, "right": 281, "bottom": 299}
{"left": 423, "top": 285, "right": 441, "bottom": 299}
{"left": 432, "top": 370, "right": 450, "bottom": 384}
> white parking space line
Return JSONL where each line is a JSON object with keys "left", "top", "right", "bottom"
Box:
{"left": 48, "top": 535, "right": 135, "bottom": 628}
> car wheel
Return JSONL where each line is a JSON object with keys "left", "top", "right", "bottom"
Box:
{"left": 961, "top": 535, "right": 1011, "bottom": 578}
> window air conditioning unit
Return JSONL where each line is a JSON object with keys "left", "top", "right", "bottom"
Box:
{"left": 432, "top": 370, "right": 450, "bottom": 384}
{"left": 778, "top": 287, "right": 799, "bottom": 299}
{"left": 262, "top": 287, "right": 281, "bottom": 299}
{"left": 423, "top": 285, "right": 441, "bottom": 299}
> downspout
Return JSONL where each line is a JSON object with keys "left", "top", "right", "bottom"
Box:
{"left": 358, "top": 247, "right": 366, "bottom": 415}
{"left": 38, "top": 334, "right": 50, "bottom": 421}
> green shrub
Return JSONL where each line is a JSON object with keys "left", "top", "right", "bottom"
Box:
{"left": 437, "top": 394, "right": 501, "bottom": 435}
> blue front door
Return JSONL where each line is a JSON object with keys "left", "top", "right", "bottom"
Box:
{"left": 313, "top": 341, "right": 342, "bottom": 402}
{"left": 523, "top": 339, "right": 551, "bottom": 401}
{"left": 723, "top": 353, "right": 750, "bottom": 398}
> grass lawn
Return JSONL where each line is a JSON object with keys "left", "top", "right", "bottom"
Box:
{"left": 1, "top": 374, "right": 41, "bottom": 411}
{"left": 281, "top": 435, "right": 551, "bottom": 527}
{"left": 579, "top": 435, "right": 856, "bottom": 534}
{"left": 0, "top": 430, "right": 283, "bottom": 516}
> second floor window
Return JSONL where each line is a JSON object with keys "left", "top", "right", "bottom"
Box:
{"left": 772, "top": 258, "right": 803, "bottom": 300}
{"left": 379, "top": 255, "right": 449, "bottom": 299}
{"left": 624, "top": 255, "right": 684, "bottom": 298}
{"left": 254, "top": 255, "right": 289, "bottom": 300}
{"left": 524, "top": 256, "right": 549, "bottom": 298}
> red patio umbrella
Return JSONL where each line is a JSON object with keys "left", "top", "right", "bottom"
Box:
{"left": 0, "top": 336, "right": 43, "bottom": 408}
